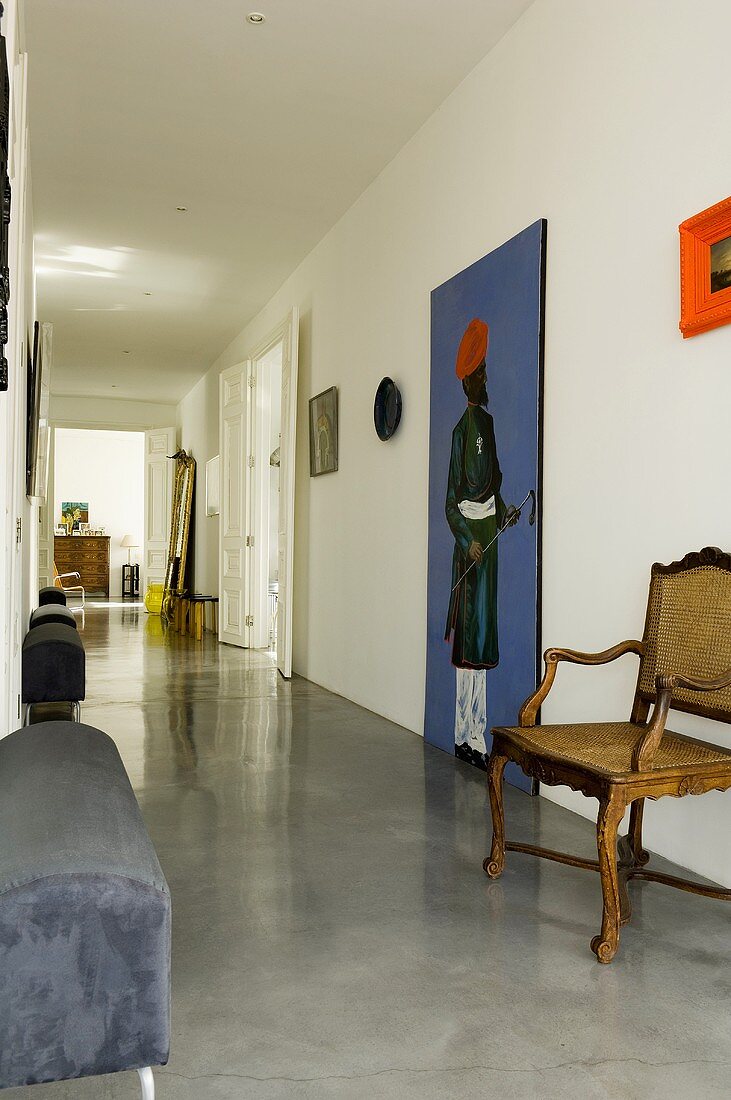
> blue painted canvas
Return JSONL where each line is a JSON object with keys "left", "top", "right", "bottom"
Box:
{"left": 425, "top": 221, "right": 546, "bottom": 791}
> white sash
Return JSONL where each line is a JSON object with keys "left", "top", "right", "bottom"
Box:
{"left": 458, "top": 495, "right": 495, "bottom": 520}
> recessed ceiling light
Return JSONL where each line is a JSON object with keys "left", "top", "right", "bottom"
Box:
{"left": 247, "top": 12, "right": 265, "bottom": 24}
{"left": 144, "top": 291, "right": 152, "bottom": 296}
{"left": 176, "top": 206, "right": 188, "bottom": 213}
{"left": 122, "top": 350, "right": 131, "bottom": 355}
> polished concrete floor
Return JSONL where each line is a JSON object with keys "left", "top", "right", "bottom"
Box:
{"left": 11, "top": 604, "right": 731, "bottom": 1098}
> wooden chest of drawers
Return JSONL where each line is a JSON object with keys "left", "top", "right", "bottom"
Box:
{"left": 54, "top": 535, "right": 111, "bottom": 597}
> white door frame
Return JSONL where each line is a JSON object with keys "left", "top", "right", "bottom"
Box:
{"left": 219, "top": 361, "right": 251, "bottom": 647}
{"left": 250, "top": 340, "right": 281, "bottom": 651}
{"left": 144, "top": 428, "right": 176, "bottom": 592}
{"left": 274, "top": 309, "right": 298, "bottom": 679}
{"left": 38, "top": 426, "right": 55, "bottom": 590}
{"left": 218, "top": 309, "right": 299, "bottom": 675}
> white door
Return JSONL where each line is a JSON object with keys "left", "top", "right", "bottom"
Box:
{"left": 219, "top": 362, "right": 251, "bottom": 647}
{"left": 276, "top": 308, "right": 299, "bottom": 679}
{"left": 144, "top": 428, "right": 175, "bottom": 591}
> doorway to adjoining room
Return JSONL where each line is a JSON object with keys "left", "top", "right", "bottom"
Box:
{"left": 49, "top": 428, "right": 145, "bottom": 603}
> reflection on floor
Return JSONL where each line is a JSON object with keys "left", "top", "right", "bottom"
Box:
{"left": 10, "top": 604, "right": 730, "bottom": 1098}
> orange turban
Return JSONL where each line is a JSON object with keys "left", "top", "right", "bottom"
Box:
{"left": 455, "top": 318, "right": 488, "bottom": 379}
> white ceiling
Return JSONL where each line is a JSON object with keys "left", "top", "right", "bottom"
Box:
{"left": 25, "top": 0, "right": 534, "bottom": 404}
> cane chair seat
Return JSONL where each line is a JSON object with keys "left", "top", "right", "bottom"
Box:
{"left": 495, "top": 721, "right": 731, "bottom": 776}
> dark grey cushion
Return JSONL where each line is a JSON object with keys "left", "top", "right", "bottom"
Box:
{"left": 38, "top": 586, "right": 67, "bottom": 607}
{"left": 29, "top": 605, "right": 77, "bottom": 630}
{"left": 0, "top": 723, "right": 171, "bottom": 1089}
{"left": 22, "top": 624, "right": 85, "bottom": 704}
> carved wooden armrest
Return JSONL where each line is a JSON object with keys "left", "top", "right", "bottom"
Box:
{"left": 657, "top": 669, "right": 731, "bottom": 693}
{"left": 631, "top": 667, "right": 731, "bottom": 770}
{"left": 518, "top": 640, "right": 644, "bottom": 727}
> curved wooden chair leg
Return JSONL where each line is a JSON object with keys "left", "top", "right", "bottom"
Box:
{"left": 591, "top": 795, "right": 625, "bottom": 963}
{"left": 483, "top": 750, "right": 508, "bottom": 878}
{"left": 628, "top": 798, "right": 650, "bottom": 866}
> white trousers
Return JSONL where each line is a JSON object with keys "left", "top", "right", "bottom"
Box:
{"left": 455, "top": 668, "right": 487, "bottom": 753}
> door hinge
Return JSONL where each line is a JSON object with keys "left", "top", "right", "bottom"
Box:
{"left": 246, "top": 534, "right": 255, "bottom": 547}
{"left": 15, "top": 517, "right": 22, "bottom": 545}
{"left": 248, "top": 455, "right": 255, "bottom": 468}
{"left": 245, "top": 615, "right": 254, "bottom": 627}
{"left": 248, "top": 375, "right": 256, "bottom": 387}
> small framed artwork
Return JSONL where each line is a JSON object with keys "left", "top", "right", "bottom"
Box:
{"left": 206, "top": 455, "right": 220, "bottom": 516}
{"left": 54, "top": 525, "right": 66, "bottom": 536}
{"left": 61, "top": 501, "right": 89, "bottom": 530}
{"left": 78, "top": 522, "right": 90, "bottom": 534}
{"left": 309, "top": 386, "right": 338, "bottom": 476}
{"left": 679, "top": 195, "right": 731, "bottom": 337}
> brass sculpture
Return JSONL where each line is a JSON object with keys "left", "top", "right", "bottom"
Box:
{"left": 162, "top": 449, "right": 195, "bottom": 624}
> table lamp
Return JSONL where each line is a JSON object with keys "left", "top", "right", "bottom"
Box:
{"left": 121, "top": 534, "right": 139, "bottom": 564}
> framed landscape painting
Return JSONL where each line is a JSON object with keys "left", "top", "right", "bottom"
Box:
{"left": 680, "top": 194, "right": 731, "bottom": 337}
{"left": 425, "top": 220, "right": 546, "bottom": 791}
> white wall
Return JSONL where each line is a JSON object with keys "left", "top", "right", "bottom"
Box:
{"left": 54, "top": 429, "right": 144, "bottom": 597}
{"left": 51, "top": 394, "right": 176, "bottom": 431}
{"left": 178, "top": 0, "right": 731, "bottom": 885}
{"left": 0, "top": 0, "right": 36, "bottom": 734}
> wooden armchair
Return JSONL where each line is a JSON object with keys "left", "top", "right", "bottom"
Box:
{"left": 484, "top": 547, "right": 731, "bottom": 963}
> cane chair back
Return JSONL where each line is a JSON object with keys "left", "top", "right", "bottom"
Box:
{"left": 636, "top": 548, "right": 731, "bottom": 723}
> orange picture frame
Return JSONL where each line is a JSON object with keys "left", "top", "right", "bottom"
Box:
{"left": 679, "top": 194, "right": 731, "bottom": 337}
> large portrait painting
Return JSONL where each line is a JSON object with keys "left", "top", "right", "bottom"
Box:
{"left": 425, "top": 220, "right": 546, "bottom": 791}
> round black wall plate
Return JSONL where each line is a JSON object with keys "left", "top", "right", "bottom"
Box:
{"left": 374, "top": 377, "right": 402, "bottom": 441}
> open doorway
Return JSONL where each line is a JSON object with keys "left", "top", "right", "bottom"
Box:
{"left": 51, "top": 428, "right": 145, "bottom": 602}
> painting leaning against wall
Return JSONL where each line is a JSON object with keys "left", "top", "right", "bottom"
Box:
{"left": 425, "top": 220, "right": 546, "bottom": 792}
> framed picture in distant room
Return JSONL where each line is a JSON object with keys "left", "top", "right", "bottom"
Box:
{"left": 309, "top": 386, "right": 338, "bottom": 476}
{"left": 61, "top": 501, "right": 89, "bottom": 530}
{"left": 680, "top": 194, "right": 731, "bottom": 337}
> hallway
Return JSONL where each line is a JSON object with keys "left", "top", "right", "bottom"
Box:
{"left": 7, "top": 605, "right": 728, "bottom": 1098}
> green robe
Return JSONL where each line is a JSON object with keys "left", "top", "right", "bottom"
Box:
{"left": 444, "top": 405, "right": 506, "bottom": 669}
